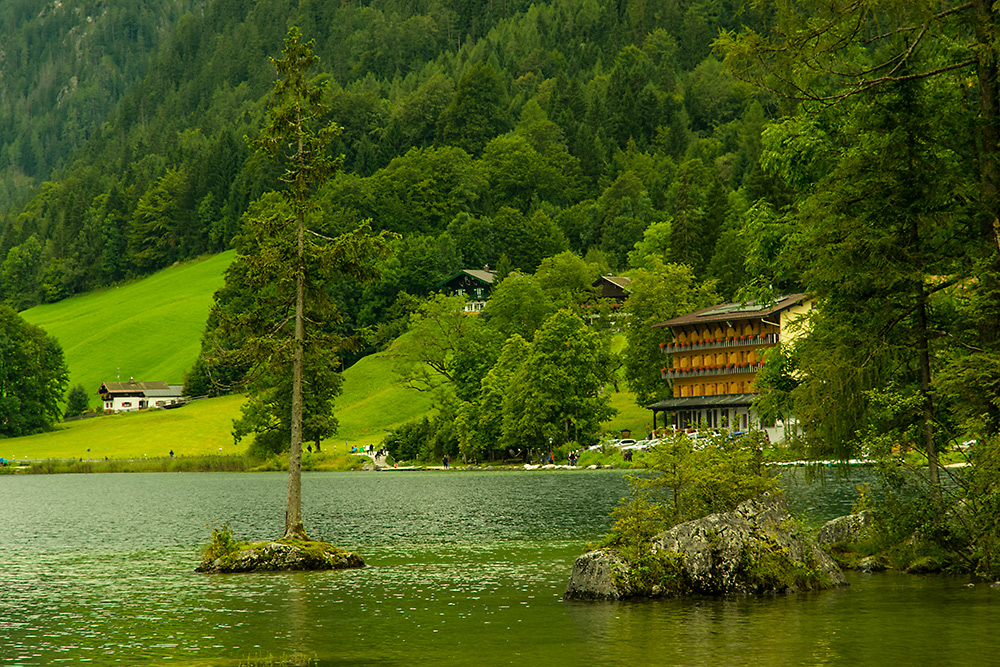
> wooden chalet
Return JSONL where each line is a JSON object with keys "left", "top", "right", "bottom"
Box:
{"left": 435, "top": 268, "right": 496, "bottom": 312}
{"left": 98, "top": 380, "right": 185, "bottom": 413}
{"left": 592, "top": 275, "right": 632, "bottom": 304}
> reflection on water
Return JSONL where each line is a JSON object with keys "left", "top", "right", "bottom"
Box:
{"left": 1, "top": 469, "right": 996, "bottom": 666}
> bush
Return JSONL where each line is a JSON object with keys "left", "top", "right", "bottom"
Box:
{"left": 382, "top": 417, "right": 434, "bottom": 462}
{"left": 594, "top": 493, "right": 666, "bottom": 561}
{"left": 632, "top": 429, "right": 775, "bottom": 526}
{"left": 63, "top": 384, "right": 90, "bottom": 418}
{"left": 202, "top": 524, "right": 242, "bottom": 563}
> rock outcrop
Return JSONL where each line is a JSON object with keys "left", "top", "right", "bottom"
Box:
{"left": 565, "top": 493, "right": 845, "bottom": 600}
{"left": 816, "top": 510, "right": 873, "bottom": 546}
{"left": 197, "top": 539, "right": 365, "bottom": 574}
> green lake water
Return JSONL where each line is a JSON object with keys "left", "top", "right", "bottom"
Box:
{"left": 1, "top": 469, "right": 997, "bottom": 666}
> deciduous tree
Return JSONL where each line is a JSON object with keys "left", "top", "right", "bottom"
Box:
{"left": 0, "top": 306, "right": 68, "bottom": 438}
{"left": 501, "top": 309, "right": 615, "bottom": 450}
{"left": 621, "top": 259, "right": 717, "bottom": 406}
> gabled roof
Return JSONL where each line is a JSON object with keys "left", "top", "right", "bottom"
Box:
{"left": 99, "top": 381, "right": 170, "bottom": 394}
{"left": 652, "top": 293, "right": 807, "bottom": 329}
{"left": 144, "top": 385, "right": 184, "bottom": 398}
{"left": 98, "top": 381, "right": 184, "bottom": 398}
{"left": 594, "top": 275, "right": 632, "bottom": 290}
{"left": 434, "top": 269, "right": 496, "bottom": 290}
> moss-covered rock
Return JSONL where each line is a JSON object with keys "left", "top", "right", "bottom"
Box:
{"left": 197, "top": 538, "right": 365, "bottom": 573}
{"left": 816, "top": 511, "right": 874, "bottom": 547}
{"left": 565, "top": 493, "right": 845, "bottom": 600}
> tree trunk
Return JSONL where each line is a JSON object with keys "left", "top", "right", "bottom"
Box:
{"left": 285, "top": 207, "right": 307, "bottom": 540}
{"left": 974, "top": 1, "right": 1000, "bottom": 435}
{"left": 916, "top": 286, "right": 939, "bottom": 498}
{"left": 974, "top": 0, "right": 1000, "bottom": 230}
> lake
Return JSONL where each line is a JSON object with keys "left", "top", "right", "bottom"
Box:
{"left": 1, "top": 468, "right": 997, "bottom": 666}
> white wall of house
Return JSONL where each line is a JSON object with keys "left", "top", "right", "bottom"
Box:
{"left": 107, "top": 394, "right": 181, "bottom": 412}
{"left": 108, "top": 396, "right": 145, "bottom": 413}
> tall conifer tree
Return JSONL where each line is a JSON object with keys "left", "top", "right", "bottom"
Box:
{"left": 227, "top": 27, "right": 392, "bottom": 539}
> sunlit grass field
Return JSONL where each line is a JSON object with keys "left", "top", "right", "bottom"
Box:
{"left": 1, "top": 343, "right": 438, "bottom": 461}
{"left": 0, "top": 394, "right": 246, "bottom": 461}
{"left": 9, "top": 252, "right": 648, "bottom": 461}
{"left": 21, "top": 251, "right": 236, "bottom": 409}
{"left": 3, "top": 343, "right": 645, "bottom": 461}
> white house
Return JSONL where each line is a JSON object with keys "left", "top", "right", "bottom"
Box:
{"left": 98, "top": 380, "right": 185, "bottom": 413}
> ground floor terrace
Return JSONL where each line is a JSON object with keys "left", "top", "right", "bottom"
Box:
{"left": 647, "top": 393, "right": 798, "bottom": 444}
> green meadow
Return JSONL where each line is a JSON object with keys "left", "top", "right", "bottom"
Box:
{"left": 9, "top": 251, "right": 648, "bottom": 462}
{"left": 21, "top": 251, "right": 237, "bottom": 408}
{"left": 0, "top": 343, "right": 438, "bottom": 460}
{"left": 0, "top": 395, "right": 246, "bottom": 460}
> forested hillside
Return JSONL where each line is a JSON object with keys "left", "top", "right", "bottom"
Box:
{"left": 0, "top": 0, "right": 202, "bottom": 213}
{"left": 0, "top": 0, "right": 775, "bottom": 316}
{"left": 5, "top": 0, "right": 1000, "bottom": 579}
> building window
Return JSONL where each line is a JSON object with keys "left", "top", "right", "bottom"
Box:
{"left": 122, "top": 401, "right": 132, "bottom": 407}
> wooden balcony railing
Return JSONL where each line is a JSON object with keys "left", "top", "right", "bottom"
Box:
{"left": 660, "top": 362, "right": 764, "bottom": 379}
{"left": 660, "top": 332, "right": 778, "bottom": 353}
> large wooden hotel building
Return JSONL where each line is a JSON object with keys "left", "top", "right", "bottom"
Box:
{"left": 647, "top": 294, "right": 810, "bottom": 437}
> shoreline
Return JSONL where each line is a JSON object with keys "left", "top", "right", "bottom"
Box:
{"left": 0, "top": 454, "right": 916, "bottom": 475}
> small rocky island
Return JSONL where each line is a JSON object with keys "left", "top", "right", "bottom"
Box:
{"left": 196, "top": 527, "right": 365, "bottom": 574}
{"left": 565, "top": 493, "right": 845, "bottom": 600}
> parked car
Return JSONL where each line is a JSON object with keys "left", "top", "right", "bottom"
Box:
{"left": 621, "top": 438, "right": 661, "bottom": 452}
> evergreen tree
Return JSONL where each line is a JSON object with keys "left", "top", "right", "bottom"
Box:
{"left": 439, "top": 61, "right": 511, "bottom": 156}
{"left": 64, "top": 384, "right": 90, "bottom": 419}
{"left": 219, "top": 28, "right": 392, "bottom": 540}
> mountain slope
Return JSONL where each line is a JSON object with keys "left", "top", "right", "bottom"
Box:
{"left": 11, "top": 251, "right": 436, "bottom": 457}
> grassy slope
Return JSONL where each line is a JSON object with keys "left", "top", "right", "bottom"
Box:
{"left": 21, "top": 251, "right": 236, "bottom": 407}
{"left": 333, "top": 344, "right": 435, "bottom": 449}
{"left": 0, "top": 349, "right": 436, "bottom": 460}
{"left": 1, "top": 395, "right": 246, "bottom": 460}
{"left": 1, "top": 338, "right": 644, "bottom": 460}
{"left": 8, "top": 253, "right": 649, "bottom": 459}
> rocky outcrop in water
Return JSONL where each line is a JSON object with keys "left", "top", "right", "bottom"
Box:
{"left": 816, "top": 511, "right": 873, "bottom": 546}
{"left": 197, "top": 539, "right": 365, "bottom": 573}
{"left": 564, "top": 493, "right": 846, "bottom": 600}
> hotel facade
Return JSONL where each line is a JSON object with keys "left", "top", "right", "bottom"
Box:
{"left": 647, "top": 294, "right": 810, "bottom": 440}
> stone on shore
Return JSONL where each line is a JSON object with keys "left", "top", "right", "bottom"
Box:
{"left": 564, "top": 493, "right": 845, "bottom": 600}
{"left": 197, "top": 539, "right": 365, "bottom": 573}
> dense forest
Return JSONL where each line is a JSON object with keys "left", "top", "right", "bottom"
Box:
{"left": 0, "top": 0, "right": 773, "bottom": 313}
{"left": 0, "top": 0, "right": 204, "bottom": 213}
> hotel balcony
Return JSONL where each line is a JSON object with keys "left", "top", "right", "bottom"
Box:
{"left": 660, "top": 362, "right": 764, "bottom": 380}
{"left": 660, "top": 332, "right": 778, "bottom": 353}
